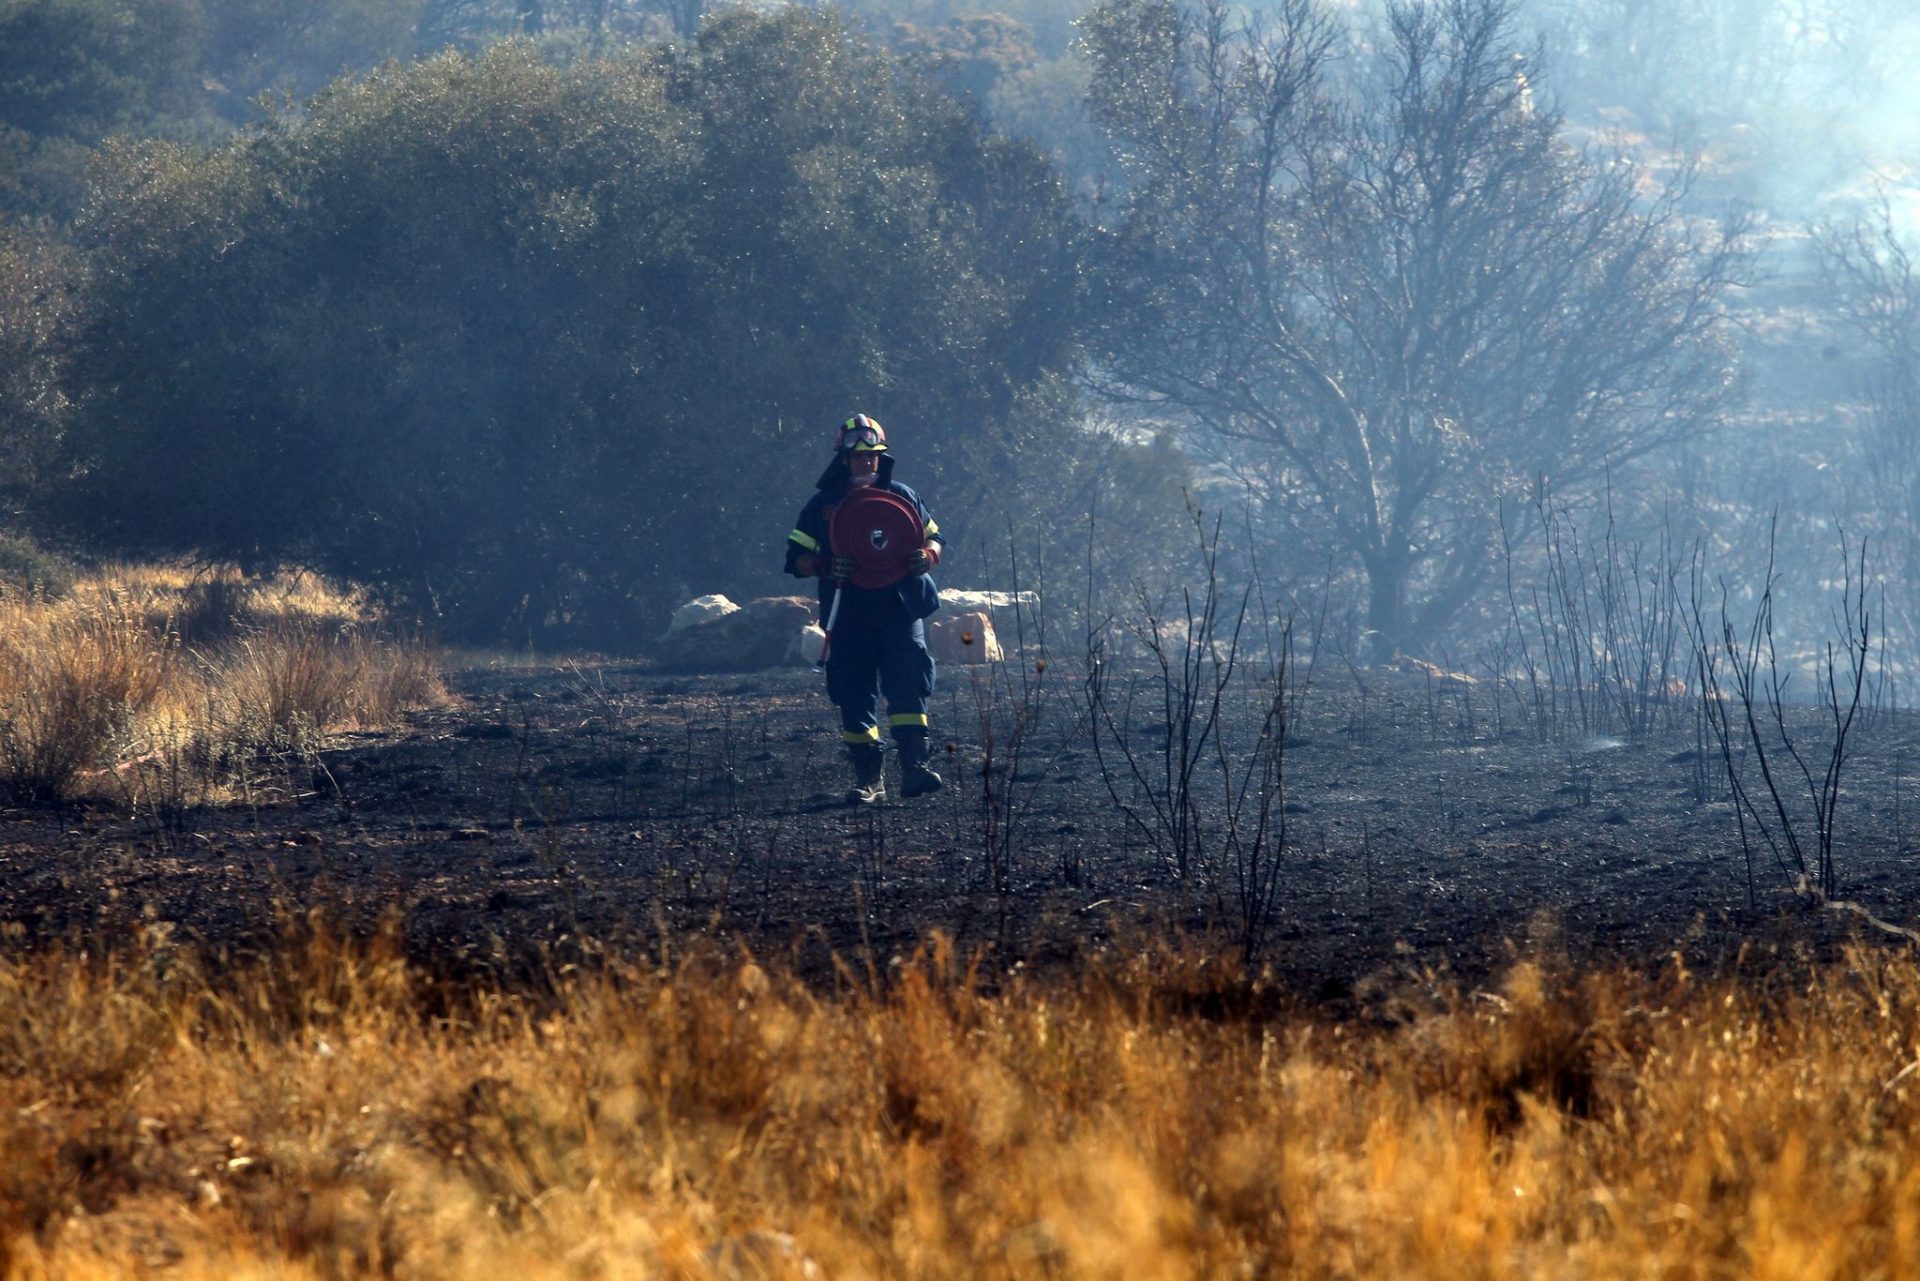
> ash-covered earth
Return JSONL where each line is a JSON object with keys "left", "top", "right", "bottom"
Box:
{"left": 3, "top": 653, "right": 1916, "bottom": 1007}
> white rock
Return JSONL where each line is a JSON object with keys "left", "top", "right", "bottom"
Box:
{"left": 655, "top": 596, "right": 813, "bottom": 671}
{"left": 793, "top": 624, "right": 827, "bottom": 665}
{"left": 941, "top": 588, "right": 1039, "bottom": 613}
{"left": 665, "top": 593, "right": 739, "bottom": 637}
{"left": 929, "top": 611, "right": 1003, "bottom": 664}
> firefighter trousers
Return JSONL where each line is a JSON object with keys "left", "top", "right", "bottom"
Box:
{"left": 826, "top": 612, "right": 936, "bottom": 749}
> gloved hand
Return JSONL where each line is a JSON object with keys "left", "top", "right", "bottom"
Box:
{"left": 831, "top": 554, "right": 856, "bottom": 582}
{"left": 907, "top": 544, "right": 940, "bottom": 576}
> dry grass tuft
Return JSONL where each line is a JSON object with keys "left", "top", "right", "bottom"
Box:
{"left": 0, "top": 596, "right": 175, "bottom": 803}
{"left": 2, "top": 924, "right": 1918, "bottom": 1278}
{"left": 71, "top": 563, "right": 374, "bottom": 648}
{"left": 0, "top": 564, "right": 445, "bottom": 807}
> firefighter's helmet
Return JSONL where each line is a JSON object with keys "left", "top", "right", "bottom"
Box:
{"left": 836, "top": 413, "right": 888, "bottom": 453}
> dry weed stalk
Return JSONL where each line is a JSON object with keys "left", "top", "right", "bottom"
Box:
{"left": 1082, "top": 505, "right": 1293, "bottom": 958}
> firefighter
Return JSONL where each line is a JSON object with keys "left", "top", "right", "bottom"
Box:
{"left": 785, "top": 414, "right": 945, "bottom": 804}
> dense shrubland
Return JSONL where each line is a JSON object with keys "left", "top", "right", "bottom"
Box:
{"left": 49, "top": 13, "right": 1183, "bottom": 644}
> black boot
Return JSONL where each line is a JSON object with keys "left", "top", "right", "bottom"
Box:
{"left": 845, "top": 743, "right": 887, "bottom": 805}
{"left": 897, "top": 732, "right": 944, "bottom": 799}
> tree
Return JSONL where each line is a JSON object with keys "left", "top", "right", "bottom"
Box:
{"left": 1814, "top": 195, "right": 1920, "bottom": 641}
{"left": 0, "top": 0, "right": 436, "bottom": 216}
{"left": 414, "top": 0, "right": 679, "bottom": 50}
{"left": 1084, "top": 0, "right": 1750, "bottom": 658}
{"left": 0, "top": 0, "right": 205, "bottom": 216}
{"left": 1499, "top": 0, "right": 1920, "bottom": 222}
{"left": 0, "top": 224, "right": 78, "bottom": 512}
{"left": 649, "top": 0, "right": 699, "bottom": 41}
{"left": 195, "top": 0, "right": 427, "bottom": 118}
{"left": 0, "top": 0, "right": 202, "bottom": 142}
{"left": 892, "top": 13, "right": 1040, "bottom": 106}
{"left": 57, "top": 13, "right": 1100, "bottom": 643}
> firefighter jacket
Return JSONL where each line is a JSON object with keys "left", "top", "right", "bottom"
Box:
{"left": 784, "top": 452, "right": 943, "bottom": 621}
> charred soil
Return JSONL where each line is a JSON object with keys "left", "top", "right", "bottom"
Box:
{"left": 2, "top": 657, "right": 1917, "bottom": 1009}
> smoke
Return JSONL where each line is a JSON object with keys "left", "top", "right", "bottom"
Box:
{"left": 1321, "top": 0, "right": 1920, "bottom": 228}
{"left": 1760, "top": 16, "right": 1920, "bottom": 227}
{"left": 1532, "top": 2, "right": 1920, "bottom": 229}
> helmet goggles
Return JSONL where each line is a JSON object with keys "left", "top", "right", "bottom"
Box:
{"left": 837, "top": 414, "right": 889, "bottom": 453}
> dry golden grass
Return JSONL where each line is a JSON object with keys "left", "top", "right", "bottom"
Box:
{"left": 63, "top": 563, "right": 373, "bottom": 641}
{"left": 0, "top": 564, "right": 445, "bottom": 805}
{"left": 2, "top": 922, "right": 1917, "bottom": 1280}
{"left": 0, "top": 595, "right": 175, "bottom": 804}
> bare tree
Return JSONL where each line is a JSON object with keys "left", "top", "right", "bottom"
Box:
{"left": 1814, "top": 195, "right": 1920, "bottom": 650}
{"left": 1817, "top": 196, "right": 1920, "bottom": 400}
{"left": 1084, "top": 0, "right": 1751, "bottom": 659}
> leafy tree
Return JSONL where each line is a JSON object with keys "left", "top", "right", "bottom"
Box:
{"left": 893, "top": 13, "right": 1040, "bottom": 105}
{"left": 883, "top": 9, "right": 1119, "bottom": 209}
{"left": 59, "top": 12, "right": 1100, "bottom": 643}
{"left": 0, "top": 0, "right": 205, "bottom": 215}
{"left": 0, "top": 0, "right": 202, "bottom": 141}
{"left": 840, "top": 0, "right": 1088, "bottom": 60}
{"left": 415, "top": 0, "right": 678, "bottom": 51}
{"left": 1084, "top": 0, "right": 1751, "bottom": 659}
{"left": 0, "top": 0, "right": 440, "bottom": 215}
{"left": 196, "top": 0, "right": 428, "bottom": 118}
{"left": 0, "top": 223, "right": 78, "bottom": 512}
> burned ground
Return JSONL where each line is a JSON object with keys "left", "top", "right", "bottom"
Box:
{"left": 1, "top": 655, "right": 1916, "bottom": 1008}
